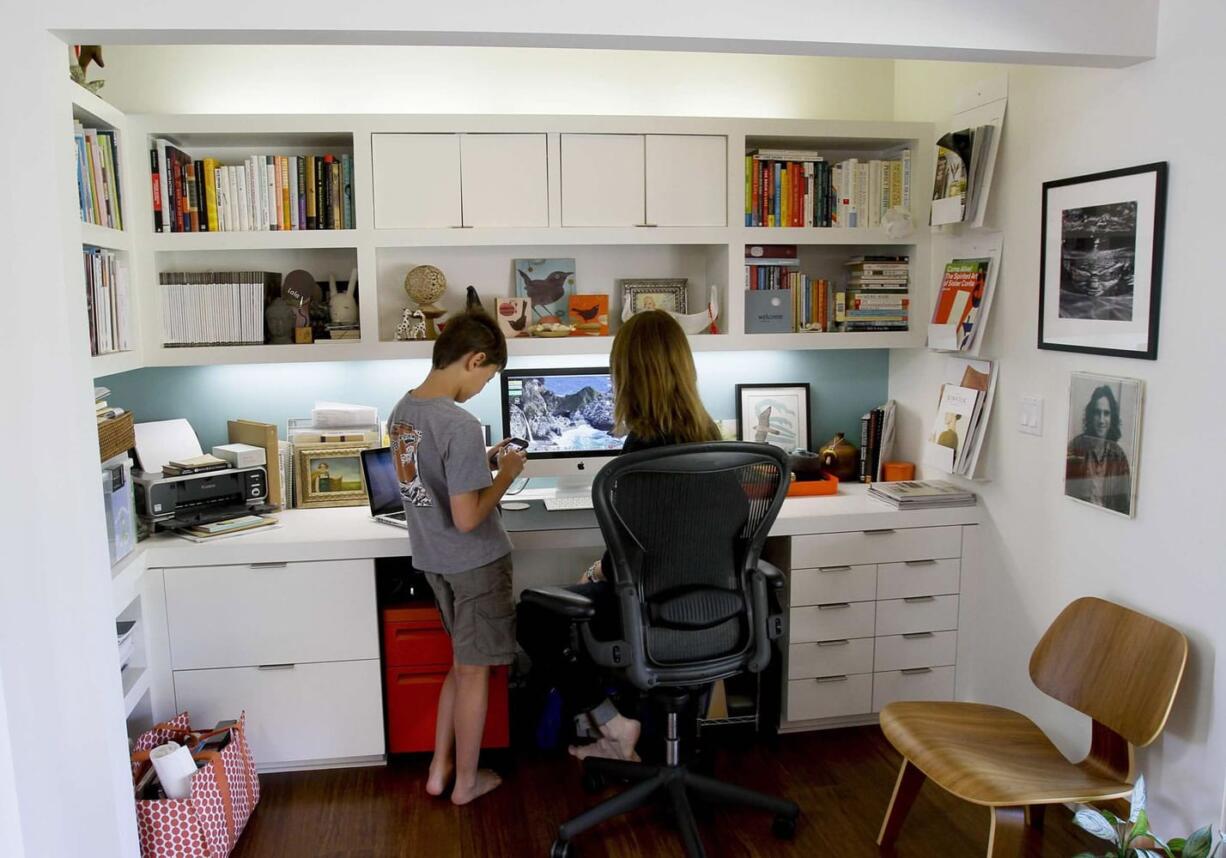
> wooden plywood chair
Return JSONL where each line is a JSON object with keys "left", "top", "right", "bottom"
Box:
{"left": 876, "top": 597, "right": 1187, "bottom": 857}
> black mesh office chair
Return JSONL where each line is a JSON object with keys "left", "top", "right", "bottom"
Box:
{"left": 521, "top": 442, "right": 800, "bottom": 858}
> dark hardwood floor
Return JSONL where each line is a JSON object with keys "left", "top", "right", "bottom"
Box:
{"left": 231, "top": 726, "right": 1099, "bottom": 858}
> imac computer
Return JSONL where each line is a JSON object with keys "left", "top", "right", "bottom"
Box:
{"left": 500, "top": 367, "right": 623, "bottom": 504}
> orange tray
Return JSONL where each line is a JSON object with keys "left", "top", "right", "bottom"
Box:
{"left": 787, "top": 474, "right": 839, "bottom": 497}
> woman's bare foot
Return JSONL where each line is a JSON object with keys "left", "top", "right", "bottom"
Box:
{"left": 451, "top": 769, "right": 502, "bottom": 805}
{"left": 425, "top": 758, "right": 453, "bottom": 797}
{"left": 599, "top": 714, "right": 641, "bottom": 761}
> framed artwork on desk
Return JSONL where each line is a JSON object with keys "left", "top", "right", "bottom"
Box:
{"left": 735, "top": 383, "right": 811, "bottom": 453}
{"left": 1039, "top": 162, "right": 1167, "bottom": 359}
{"left": 296, "top": 443, "right": 369, "bottom": 508}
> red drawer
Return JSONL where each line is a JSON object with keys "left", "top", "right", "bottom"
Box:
{"left": 385, "top": 666, "right": 510, "bottom": 753}
{"left": 383, "top": 605, "right": 452, "bottom": 668}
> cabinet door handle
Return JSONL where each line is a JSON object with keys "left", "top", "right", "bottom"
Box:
{"left": 250, "top": 561, "right": 288, "bottom": 569}
{"left": 817, "top": 639, "right": 850, "bottom": 647}
{"left": 901, "top": 667, "right": 933, "bottom": 676}
{"left": 818, "top": 602, "right": 851, "bottom": 610}
{"left": 815, "top": 675, "right": 848, "bottom": 683}
{"left": 863, "top": 529, "right": 896, "bottom": 536}
{"left": 903, "top": 632, "right": 935, "bottom": 640}
{"left": 818, "top": 565, "right": 853, "bottom": 574}
{"left": 903, "top": 596, "right": 937, "bottom": 604}
{"left": 905, "top": 559, "right": 937, "bottom": 566}
{"left": 257, "top": 663, "right": 295, "bottom": 671}
{"left": 635, "top": 223, "right": 659, "bottom": 228}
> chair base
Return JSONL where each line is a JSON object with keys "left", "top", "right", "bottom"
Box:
{"left": 551, "top": 756, "right": 800, "bottom": 858}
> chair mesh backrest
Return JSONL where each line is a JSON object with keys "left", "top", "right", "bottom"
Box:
{"left": 597, "top": 445, "right": 785, "bottom": 666}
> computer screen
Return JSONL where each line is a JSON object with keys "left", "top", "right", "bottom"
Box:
{"left": 360, "top": 447, "right": 403, "bottom": 515}
{"left": 501, "top": 368, "right": 624, "bottom": 458}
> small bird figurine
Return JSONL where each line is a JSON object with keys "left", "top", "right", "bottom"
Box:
{"left": 465, "top": 285, "right": 486, "bottom": 314}
{"left": 517, "top": 269, "right": 572, "bottom": 318}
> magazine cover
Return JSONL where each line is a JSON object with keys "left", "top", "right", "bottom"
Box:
{"left": 924, "top": 383, "right": 980, "bottom": 473}
{"left": 931, "top": 128, "right": 974, "bottom": 222}
{"left": 929, "top": 258, "right": 991, "bottom": 351}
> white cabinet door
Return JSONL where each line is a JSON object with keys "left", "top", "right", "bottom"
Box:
{"left": 787, "top": 674, "right": 872, "bottom": 722}
{"left": 460, "top": 134, "right": 548, "bottom": 227}
{"left": 371, "top": 133, "right": 462, "bottom": 228}
{"left": 645, "top": 134, "right": 727, "bottom": 226}
{"left": 560, "top": 134, "right": 645, "bottom": 226}
{"left": 173, "top": 660, "right": 384, "bottom": 767}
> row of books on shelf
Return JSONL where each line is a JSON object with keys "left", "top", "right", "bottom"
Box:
{"left": 151, "top": 141, "right": 355, "bottom": 233}
{"left": 74, "top": 122, "right": 124, "bottom": 230}
{"left": 160, "top": 271, "right": 279, "bottom": 347}
{"left": 744, "top": 147, "right": 911, "bottom": 228}
{"left": 84, "top": 248, "right": 131, "bottom": 355}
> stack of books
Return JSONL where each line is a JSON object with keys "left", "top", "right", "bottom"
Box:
{"left": 744, "top": 244, "right": 831, "bottom": 332}
{"left": 841, "top": 256, "right": 909, "bottom": 332}
{"left": 868, "top": 480, "right": 977, "bottom": 510}
{"left": 323, "top": 325, "right": 360, "bottom": 341}
{"left": 83, "top": 247, "right": 131, "bottom": 355}
{"left": 181, "top": 514, "right": 278, "bottom": 542}
{"left": 74, "top": 121, "right": 124, "bottom": 229}
{"left": 163, "top": 454, "right": 228, "bottom": 477}
{"left": 150, "top": 140, "right": 355, "bottom": 233}
{"left": 160, "top": 271, "right": 280, "bottom": 347}
{"left": 859, "top": 400, "right": 896, "bottom": 482}
{"left": 744, "top": 147, "right": 912, "bottom": 229}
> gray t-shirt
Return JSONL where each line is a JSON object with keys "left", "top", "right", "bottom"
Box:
{"left": 387, "top": 392, "right": 512, "bottom": 574}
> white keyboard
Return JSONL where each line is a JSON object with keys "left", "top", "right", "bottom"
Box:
{"left": 543, "top": 495, "right": 595, "bottom": 511}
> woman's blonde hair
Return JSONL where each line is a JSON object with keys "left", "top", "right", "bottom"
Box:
{"left": 610, "top": 311, "right": 720, "bottom": 443}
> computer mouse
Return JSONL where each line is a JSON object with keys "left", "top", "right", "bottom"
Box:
{"left": 500, "top": 502, "right": 530, "bottom": 511}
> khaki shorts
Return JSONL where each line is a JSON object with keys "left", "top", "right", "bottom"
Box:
{"left": 424, "top": 554, "right": 515, "bottom": 666}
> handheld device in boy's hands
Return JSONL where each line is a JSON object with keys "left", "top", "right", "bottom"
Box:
{"left": 495, "top": 444, "right": 527, "bottom": 480}
{"left": 487, "top": 437, "right": 529, "bottom": 467}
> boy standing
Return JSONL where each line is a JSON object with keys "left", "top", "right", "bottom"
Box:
{"left": 388, "top": 310, "right": 525, "bottom": 805}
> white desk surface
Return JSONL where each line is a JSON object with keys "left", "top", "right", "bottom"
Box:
{"left": 132, "top": 484, "right": 979, "bottom": 569}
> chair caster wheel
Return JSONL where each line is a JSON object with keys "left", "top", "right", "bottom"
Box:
{"left": 772, "top": 814, "right": 797, "bottom": 840}
{"left": 581, "top": 771, "right": 605, "bottom": 794}
{"left": 549, "top": 838, "right": 575, "bottom": 858}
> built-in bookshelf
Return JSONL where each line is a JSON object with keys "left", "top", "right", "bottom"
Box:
{"left": 68, "top": 112, "right": 934, "bottom": 371}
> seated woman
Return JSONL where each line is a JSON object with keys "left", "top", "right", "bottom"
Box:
{"left": 516, "top": 310, "right": 721, "bottom": 762}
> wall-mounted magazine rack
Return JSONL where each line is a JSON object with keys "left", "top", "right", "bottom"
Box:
{"left": 927, "top": 230, "right": 1004, "bottom": 355}
{"left": 931, "top": 75, "right": 1008, "bottom": 229}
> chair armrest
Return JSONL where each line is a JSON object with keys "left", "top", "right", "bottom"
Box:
{"left": 754, "top": 559, "right": 786, "bottom": 590}
{"left": 520, "top": 586, "right": 596, "bottom": 621}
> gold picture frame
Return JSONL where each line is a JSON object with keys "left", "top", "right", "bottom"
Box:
{"left": 295, "top": 443, "right": 369, "bottom": 508}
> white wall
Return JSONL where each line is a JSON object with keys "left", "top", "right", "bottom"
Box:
{"left": 0, "top": 665, "right": 25, "bottom": 857}
{"left": 98, "top": 46, "right": 896, "bottom": 119}
{"left": 891, "top": 0, "right": 1226, "bottom": 834}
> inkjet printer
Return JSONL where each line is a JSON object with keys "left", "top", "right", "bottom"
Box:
{"left": 134, "top": 466, "right": 269, "bottom": 531}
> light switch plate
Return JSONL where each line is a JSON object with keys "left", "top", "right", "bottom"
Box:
{"left": 1020, "top": 395, "right": 1043, "bottom": 436}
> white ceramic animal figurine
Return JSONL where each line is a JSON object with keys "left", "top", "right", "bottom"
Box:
{"left": 329, "top": 269, "right": 359, "bottom": 325}
{"left": 395, "top": 308, "right": 427, "bottom": 341}
{"left": 622, "top": 285, "right": 720, "bottom": 334}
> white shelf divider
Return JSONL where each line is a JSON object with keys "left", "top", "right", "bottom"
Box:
{"left": 122, "top": 667, "right": 151, "bottom": 718}
{"left": 81, "top": 222, "right": 132, "bottom": 252}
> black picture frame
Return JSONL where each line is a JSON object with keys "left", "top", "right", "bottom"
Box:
{"left": 1038, "top": 162, "right": 1167, "bottom": 360}
{"left": 735, "top": 383, "right": 812, "bottom": 452}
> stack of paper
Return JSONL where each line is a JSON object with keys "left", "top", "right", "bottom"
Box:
{"left": 869, "top": 480, "right": 977, "bottom": 510}
{"left": 923, "top": 357, "right": 998, "bottom": 478}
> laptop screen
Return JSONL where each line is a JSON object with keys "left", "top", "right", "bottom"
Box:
{"left": 361, "top": 447, "right": 403, "bottom": 516}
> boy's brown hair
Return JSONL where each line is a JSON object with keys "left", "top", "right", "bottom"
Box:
{"left": 431, "top": 309, "right": 508, "bottom": 370}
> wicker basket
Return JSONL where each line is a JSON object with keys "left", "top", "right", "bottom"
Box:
{"left": 98, "top": 411, "right": 135, "bottom": 463}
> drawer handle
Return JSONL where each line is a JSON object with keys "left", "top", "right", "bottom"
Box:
{"left": 396, "top": 673, "right": 440, "bottom": 685}
{"left": 818, "top": 566, "right": 853, "bottom": 574}
{"left": 815, "top": 675, "right": 848, "bottom": 684}
{"left": 394, "top": 628, "right": 435, "bottom": 639}
{"left": 903, "top": 632, "right": 935, "bottom": 640}
{"left": 904, "top": 559, "right": 937, "bottom": 566}
{"left": 257, "top": 663, "right": 296, "bottom": 671}
{"left": 901, "top": 667, "right": 933, "bottom": 676}
{"left": 817, "top": 639, "right": 850, "bottom": 647}
{"left": 904, "top": 596, "right": 937, "bottom": 604}
{"left": 250, "top": 562, "right": 288, "bottom": 569}
{"left": 817, "top": 602, "right": 851, "bottom": 611}
{"left": 863, "top": 528, "right": 896, "bottom": 536}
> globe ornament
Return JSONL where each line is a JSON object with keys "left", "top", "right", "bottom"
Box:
{"left": 404, "top": 265, "right": 448, "bottom": 340}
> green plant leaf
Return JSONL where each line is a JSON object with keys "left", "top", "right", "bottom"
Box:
{"left": 1132, "top": 810, "right": 1151, "bottom": 841}
{"left": 1076, "top": 806, "right": 1123, "bottom": 843}
{"left": 1184, "top": 826, "right": 1215, "bottom": 858}
{"left": 1131, "top": 776, "right": 1148, "bottom": 822}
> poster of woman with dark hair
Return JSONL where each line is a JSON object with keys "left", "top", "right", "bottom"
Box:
{"left": 1065, "top": 373, "right": 1144, "bottom": 517}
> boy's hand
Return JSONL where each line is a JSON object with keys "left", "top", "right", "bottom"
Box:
{"left": 496, "top": 446, "right": 527, "bottom": 481}
{"left": 487, "top": 438, "right": 515, "bottom": 471}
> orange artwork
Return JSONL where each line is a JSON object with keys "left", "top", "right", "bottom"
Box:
{"left": 567, "top": 294, "right": 609, "bottom": 336}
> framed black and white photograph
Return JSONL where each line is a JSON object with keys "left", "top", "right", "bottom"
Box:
{"left": 735, "top": 383, "right": 811, "bottom": 452}
{"left": 1039, "top": 162, "right": 1166, "bottom": 359}
{"left": 1065, "top": 372, "right": 1144, "bottom": 518}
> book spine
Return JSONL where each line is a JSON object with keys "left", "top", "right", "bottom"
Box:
{"left": 341, "top": 154, "right": 353, "bottom": 229}
{"left": 288, "top": 155, "right": 299, "bottom": 230}
{"left": 235, "top": 165, "right": 249, "bottom": 232}
{"left": 306, "top": 156, "right": 317, "bottom": 229}
{"left": 191, "top": 160, "right": 206, "bottom": 231}
{"left": 331, "top": 159, "right": 342, "bottom": 230}
{"left": 155, "top": 140, "right": 171, "bottom": 233}
{"left": 265, "top": 156, "right": 277, "bottom": 230}
{"left": 298, "top": 156, "right": 307, "bottom": 229}
{"left": 101, "top": 132, "right": 122, "bottom": 230}
{"left": 901, "top": 148, "right": 912, "bottom": 210}
{"left": 149, "top": 148, "right": 163, "bottom": 233}
{"left": 744, "top": 155, "right": 752, "bottom": 226}
{"left": 280, "top": 156, "right": 291, "bottom": 230}
{"left": 202, "top": 159, "right": 219, "bottom": 232}
{"left": 167, "top": 150, "right": 182, "bottom": 233}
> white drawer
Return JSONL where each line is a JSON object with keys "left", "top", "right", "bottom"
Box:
{"left": 872, "top": 665, "right": 956, "bottom": 712}
{"left": 173, "top": 659, "right": 384, "bottom": 767}
{"left": 874, "top": 631, "right": 958, "bottom": 672}
{"left": 790, "top": 602, "right": 875, "bottom": 643}
{"left": 791, "top": 564, "right": 876, "bottom": 606}
{"left": 793, "top": 526, "right": 962, "bottom": 568}
{"left": 788, "top": 638, "right": 874, "bottom": 680}
{"left": 165, "top": 559, "right": 379, "bottom": 670}
{"left": 877, "top": 559, "right": 961, "bottom": 600}
{"left": 876, "top": 595, "right": 959, "bottom": 637}
{"left": 787, "top": 674, "right": 873, "bottom": 722}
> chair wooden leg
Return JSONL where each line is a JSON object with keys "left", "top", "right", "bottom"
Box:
{"left": 987, "top": 806, "right": 1025, "bottom": 858}
{"left": 877, "top": 760, "right": 926, "bottom": 848}
{"left": 1025, "top": 804, "right": 1046, "bottom": 830}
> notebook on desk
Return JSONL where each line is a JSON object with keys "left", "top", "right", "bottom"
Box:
{"left": 360, "top": 447, "right": 407, "bottom": 529}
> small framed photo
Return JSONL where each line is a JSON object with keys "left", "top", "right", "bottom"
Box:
{"left": 295, "top": 444, "right": 369, "bottom": 509}
{"left": 736, "top": 383, "right": 811, "bottom": 452}
{"left": 619, "top": 279, "right": 688, "bottom": 316}
{"left": 1065, "top": 373, "right": 1144, "bottom": 518}
{"left": 1039, "top": 162, "right": 1167, "bottom": 359}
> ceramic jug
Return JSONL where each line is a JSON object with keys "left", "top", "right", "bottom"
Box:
{"left": 818, "top": 432, "right": 860, "bottom": 482}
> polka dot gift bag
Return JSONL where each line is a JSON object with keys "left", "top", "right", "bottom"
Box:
{"left": 131, "top": 711, "right": 260, "bottom": 857}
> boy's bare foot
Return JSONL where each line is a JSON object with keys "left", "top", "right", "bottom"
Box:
{"left": 599, "top": 714, "right": 641, "bottom": 761}
{"left": 426, "top": 758, "right": 453, "bottom": 796}
{"left": 569, "top": 737, "right": 641, "bottom": 763}
{"left": 451, "top": 769, "right": 502, "bottom": 805}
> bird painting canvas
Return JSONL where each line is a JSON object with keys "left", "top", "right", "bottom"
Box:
{"left": 514, "top": 258, "right": 576, "bottom": 322}
{"left": 496, "top": 298, "right": 531, "bottom": 339}
{"left": 567, "top": 294, "right": 609, "bottom": 336}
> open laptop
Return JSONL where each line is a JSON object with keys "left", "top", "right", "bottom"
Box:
{"left": 360, "top": 447, "right": 407, "bottom": 529}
